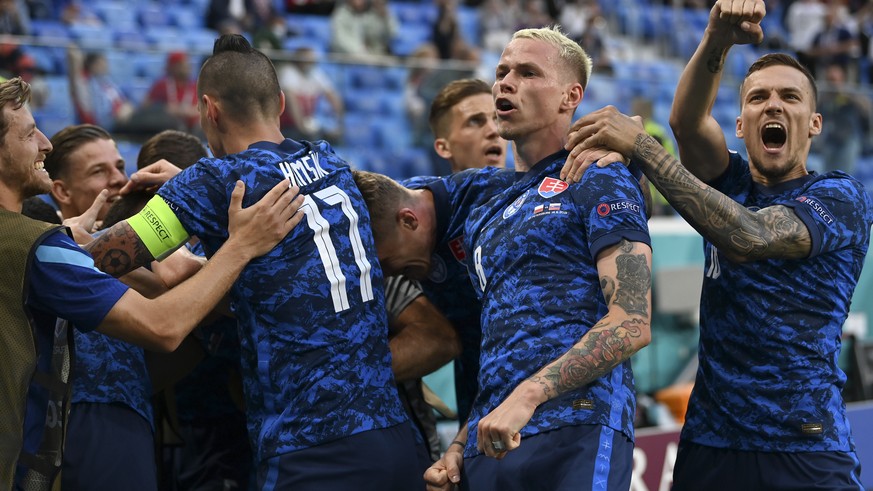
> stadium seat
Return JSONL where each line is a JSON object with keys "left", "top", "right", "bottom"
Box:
{"left": 139, "top": 3, "right": 172, "bottom": 28}
{"left": 68, "top": 24, "right": 114, "bottom": 51}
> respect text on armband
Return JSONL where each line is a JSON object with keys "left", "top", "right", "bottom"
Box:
{"left": 278, "top": 151, "right": 329, "bottom": 187}
{"left": 143, "top": 208, "right": 171, "bottom": 241}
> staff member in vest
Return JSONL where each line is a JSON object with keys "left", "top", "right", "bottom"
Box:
{"left": 0, "top": 77, "right": 303, "bottom": 490}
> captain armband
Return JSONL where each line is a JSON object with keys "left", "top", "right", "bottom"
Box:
{"left": 126, "top": 195, "right": 190, "bottom": 261}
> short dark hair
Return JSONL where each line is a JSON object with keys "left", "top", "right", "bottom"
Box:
{"left": 21, "top": 196, "right": 61, "bottom": 224}
{"left": 741, "top": 53, "right": 818, "bottom": 108}
{"left": 100, "top": 190, "right": 154, "bottom": 229}
{"left": 0, "top": 77, "right": 31, "bottom": 141}
{"left": 351, "top": 170, "right": 410, "bottom": 242}
{"left": 197, "top": 34, "right": 283, "bottom": 123}
{"left": 428, "top": 78, "right": 492, "bottom": 138}
{"left": 44, "top": 124, "right": 113, "bottom": 180}
{"left": 137, "top": 129, "right": 208, "bottom": 170}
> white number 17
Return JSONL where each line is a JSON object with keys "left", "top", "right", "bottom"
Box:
{"left": 300, "top": 185, "right": 374, "bottom": 313}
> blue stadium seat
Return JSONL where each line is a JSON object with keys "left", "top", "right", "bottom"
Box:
{"left": 391, "top": 24, "right": 430, "bottom": 57}
{"left": 92, "top": 2, "right": 138, "bottom": 30}
{"left": 180, "top": 27, "right": 219, "bottom": 52}
{"left": 286, "top": 15, "right": 332, "bottom": 50}
{"left": 166, "top": 3, "right": 204, "bottom": 30}
{"left": 25, "top": 45, "right": 63, "bottom": 75}
{"left": 113, "top": 28, "right": 152, "bottom": 52}
{"left": 104, "top": 49, "right": 138, "bottom": 81}
{"left": 68, "top": 24, "right": 114, "bottom": 50}
{"left": 456, "top": 6, "right": 480, "bottom": 46}
{"left": 121, "top": 77, "right": 153, "bottom": 105}
{"left": 139, "top": 3, "right": 172, "bottom": 28}
{"left": 145, "top": 26, "right": 189, "bottom": 52}
{"left": 30, "top": 20, "right": 71, "bottom": 42}
{"left": 134, "top": 52, "right": 167, "bottom": 80}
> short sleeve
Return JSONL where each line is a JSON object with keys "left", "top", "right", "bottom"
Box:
{"left": 27, "top": 231, "right": 129, "bottom": 332}
{"left": 576, "top": 163, "right": 651, "bottom": 258}
{"left": 383, "top": 275, "right": 424, "bottom": 321}
{"left": 784, "top": 175, "right": 873, "bottom": 257}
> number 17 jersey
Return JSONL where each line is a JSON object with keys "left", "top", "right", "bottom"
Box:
{"left": 156, "top": 139, "right": 407, "bottom": 463}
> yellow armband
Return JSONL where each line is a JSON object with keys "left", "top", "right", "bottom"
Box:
{"left": 126, "top": 195, "right": 190, "bottom": 260}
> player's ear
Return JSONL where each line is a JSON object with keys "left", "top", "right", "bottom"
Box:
{"left": 735, "top": 116, "right": 743, "bottom": 139}
{"left": 203, "top": 94, "right": 219, "bottom": 124}
{"left": 809, "top": 112, "right": 822, "bottom": 137}
{"left": 434, "top": 138, "right": 452, "bottom": 159}
{"left": 397, "top": 208, "right": 419, "bottom": 231}
{"left": 50, "top": 179, "right": 73, "bottom": 207}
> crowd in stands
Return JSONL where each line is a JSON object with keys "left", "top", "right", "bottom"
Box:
{"left": 0, "top": 0, "right": 872, "bottom": 195}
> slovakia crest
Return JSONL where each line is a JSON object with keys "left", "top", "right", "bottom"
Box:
{"left": 503, "top": 190, "right": 528, "bottom": 219}
{"left": 538, "top": 177, "right": 568, "bottom": 198}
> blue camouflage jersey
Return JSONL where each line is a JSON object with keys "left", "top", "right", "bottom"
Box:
{"left": 156, "top": 139, "right": 407, "bottom": 462}
{"left": 683, "top": 152, "right": 873, "bottom": 452}
{"left": 70, "top": 331, "right": 153, "bottom": 426}
{"left": 403, "top": 167, "right": 513, "bottom": 422}
{"left": 462, "top": 151, "right": 650, "bottom": 457}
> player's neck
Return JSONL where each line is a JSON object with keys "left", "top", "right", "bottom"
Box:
{"left": 221, "top": 123, "right": 285, "bottom": 155}
{"left": 513, "top": 127, "right": 566, "bottom": 172}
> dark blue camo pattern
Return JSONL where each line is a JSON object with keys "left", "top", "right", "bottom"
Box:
{"left": 157, "top": 139, "right": 406, "bottom": 462}
{"left": 71, "top": 331, "right": 153, "bottom": 426}
{"left": 462, "top": 151, "right": 650, "bottom": 457}
{"left": 683, "top": 152, "right": 873, "bottom": 452}
{"left": 403, "top": 167, "right": 513, "bottom": 422}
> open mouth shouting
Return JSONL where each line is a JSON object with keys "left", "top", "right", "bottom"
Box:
{"left": 761, "top": 122, "right": 787, "bottom": 153}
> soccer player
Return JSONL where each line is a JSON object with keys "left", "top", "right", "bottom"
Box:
{"left": 418, "top": 26, "right": 652, "bottom": 490}
{"left": 0, "top": 76, "right": 301, "bottom": 489}
{"left": 84, "top": 35, "right": 423, "bottom": 489}
{"left": 561, "top": 1, "right": 872, "bottom": 489}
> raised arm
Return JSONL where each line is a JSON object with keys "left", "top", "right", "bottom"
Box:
{"left": 669, "top": 0, "right": 765, "bottom": 182}
{"left": 475, "top": 238, "right": 651, "bottom": 457}
{"left": 96, "top": 180, "right": 304, "bottom": 351}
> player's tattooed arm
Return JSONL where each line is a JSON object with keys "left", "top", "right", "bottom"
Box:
{"left": 632, "top": 134, "right": 812, "bottom": 262}
{"left": 84, "top": 221, "right": 156, "bottom": 277}
{"left": 527, "top": 239, "right": 652, "bottom": 398}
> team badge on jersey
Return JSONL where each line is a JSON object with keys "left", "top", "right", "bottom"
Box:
{"left": 448, "top": 236, "right": 466, "bottom": 263}
{"left": 428, "top": 254, "right": 447, "bottom": 283}
{"left": 796, "top": 196, "right": 835, "bottom": 225}
{"left": 537, "top": 177, "right": 568, "bottom": 198}
{"left": 503, "top": 190, "right": 529, "bottom": 219}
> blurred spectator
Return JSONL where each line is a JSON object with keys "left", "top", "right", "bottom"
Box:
{"left": 559, "top": 0, "right": 596, "bottom": 44}
{"left": 0, "top": 0, "right": 28, "bottom": 35}
{"left": 808, "top": 3, "right": 858, "bottom": 79}
{"left": 480, "top": 0, "right": 520, "bottom": 53}
{"left": 330, "top": 0, "right": 398, "bottom": 60}
{"left": 278, "top": 46, "right": 344, "bottom": 142}
{"left": 206, "top": 0, "right": 275, "bottom": 33}
{"left": 285, "top": 0, "right": 335, "bottom": 15}
{"left": 514, "top": 0, "right": 553, "bottom": 30}
{"left": 137, "top": 51, "right": 200, "bottom": 134}
{"left": 0, "top": 44, "right": 46, "bottom": 107}
{"left": 67, "top": 46, "right": 134, "bottom": 132}
{"left": 580, "top": 12, "right": 613, "bottom": 76}
{"left": 60, "top": 1, "right": 102, "bottom": 26}
{"left": 432, "top": 0, "right": 463, "bottom": 60}
{"left": 252, "top": 13, "right": 288, "bottom": 51}
{"left": 405, "top": 43, "right": 441, "bottom": 149}
{"left": 814, "top": 63, "right": 871, "bottom": 175}
{"left": 785, "top": 0, "right": 827, "bottom": 75}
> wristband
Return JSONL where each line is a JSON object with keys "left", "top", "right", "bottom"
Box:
{"left": 127, "top": 195, "right": 190, "bottom": 260}
{"left": 449, "top": 440, "right": 465, "bottom": 449}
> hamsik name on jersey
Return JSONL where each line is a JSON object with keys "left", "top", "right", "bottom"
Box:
{"left": 278, "top": 151, "right": 329, "bottom": 187}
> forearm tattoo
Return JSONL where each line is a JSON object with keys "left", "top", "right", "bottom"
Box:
{"left": 612, "top": 240, "right": 650, "bottom": 316}
{"left": 631, "top": 134, "right": 810, "bottom": 260}
{"left": 529, "top": 318, "right": 647, "bottom": 397}
{"left": 84, "top": 222, "right": 155, "bottom": 277}
{"left": 705, "top": 46, "right": 727, "bottom": 74}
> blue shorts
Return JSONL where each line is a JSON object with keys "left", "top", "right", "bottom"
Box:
{"left": 62, "top": 402, "right": 158, "bottom": 491}
{"left": 672, "top": 441, "right": 864, "bottom": 491}
{"left": 256, "top": 421, "right": 424, "bottom": 491}
{"left": 462, "top": 424, "right": 633, "bottom": 491}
